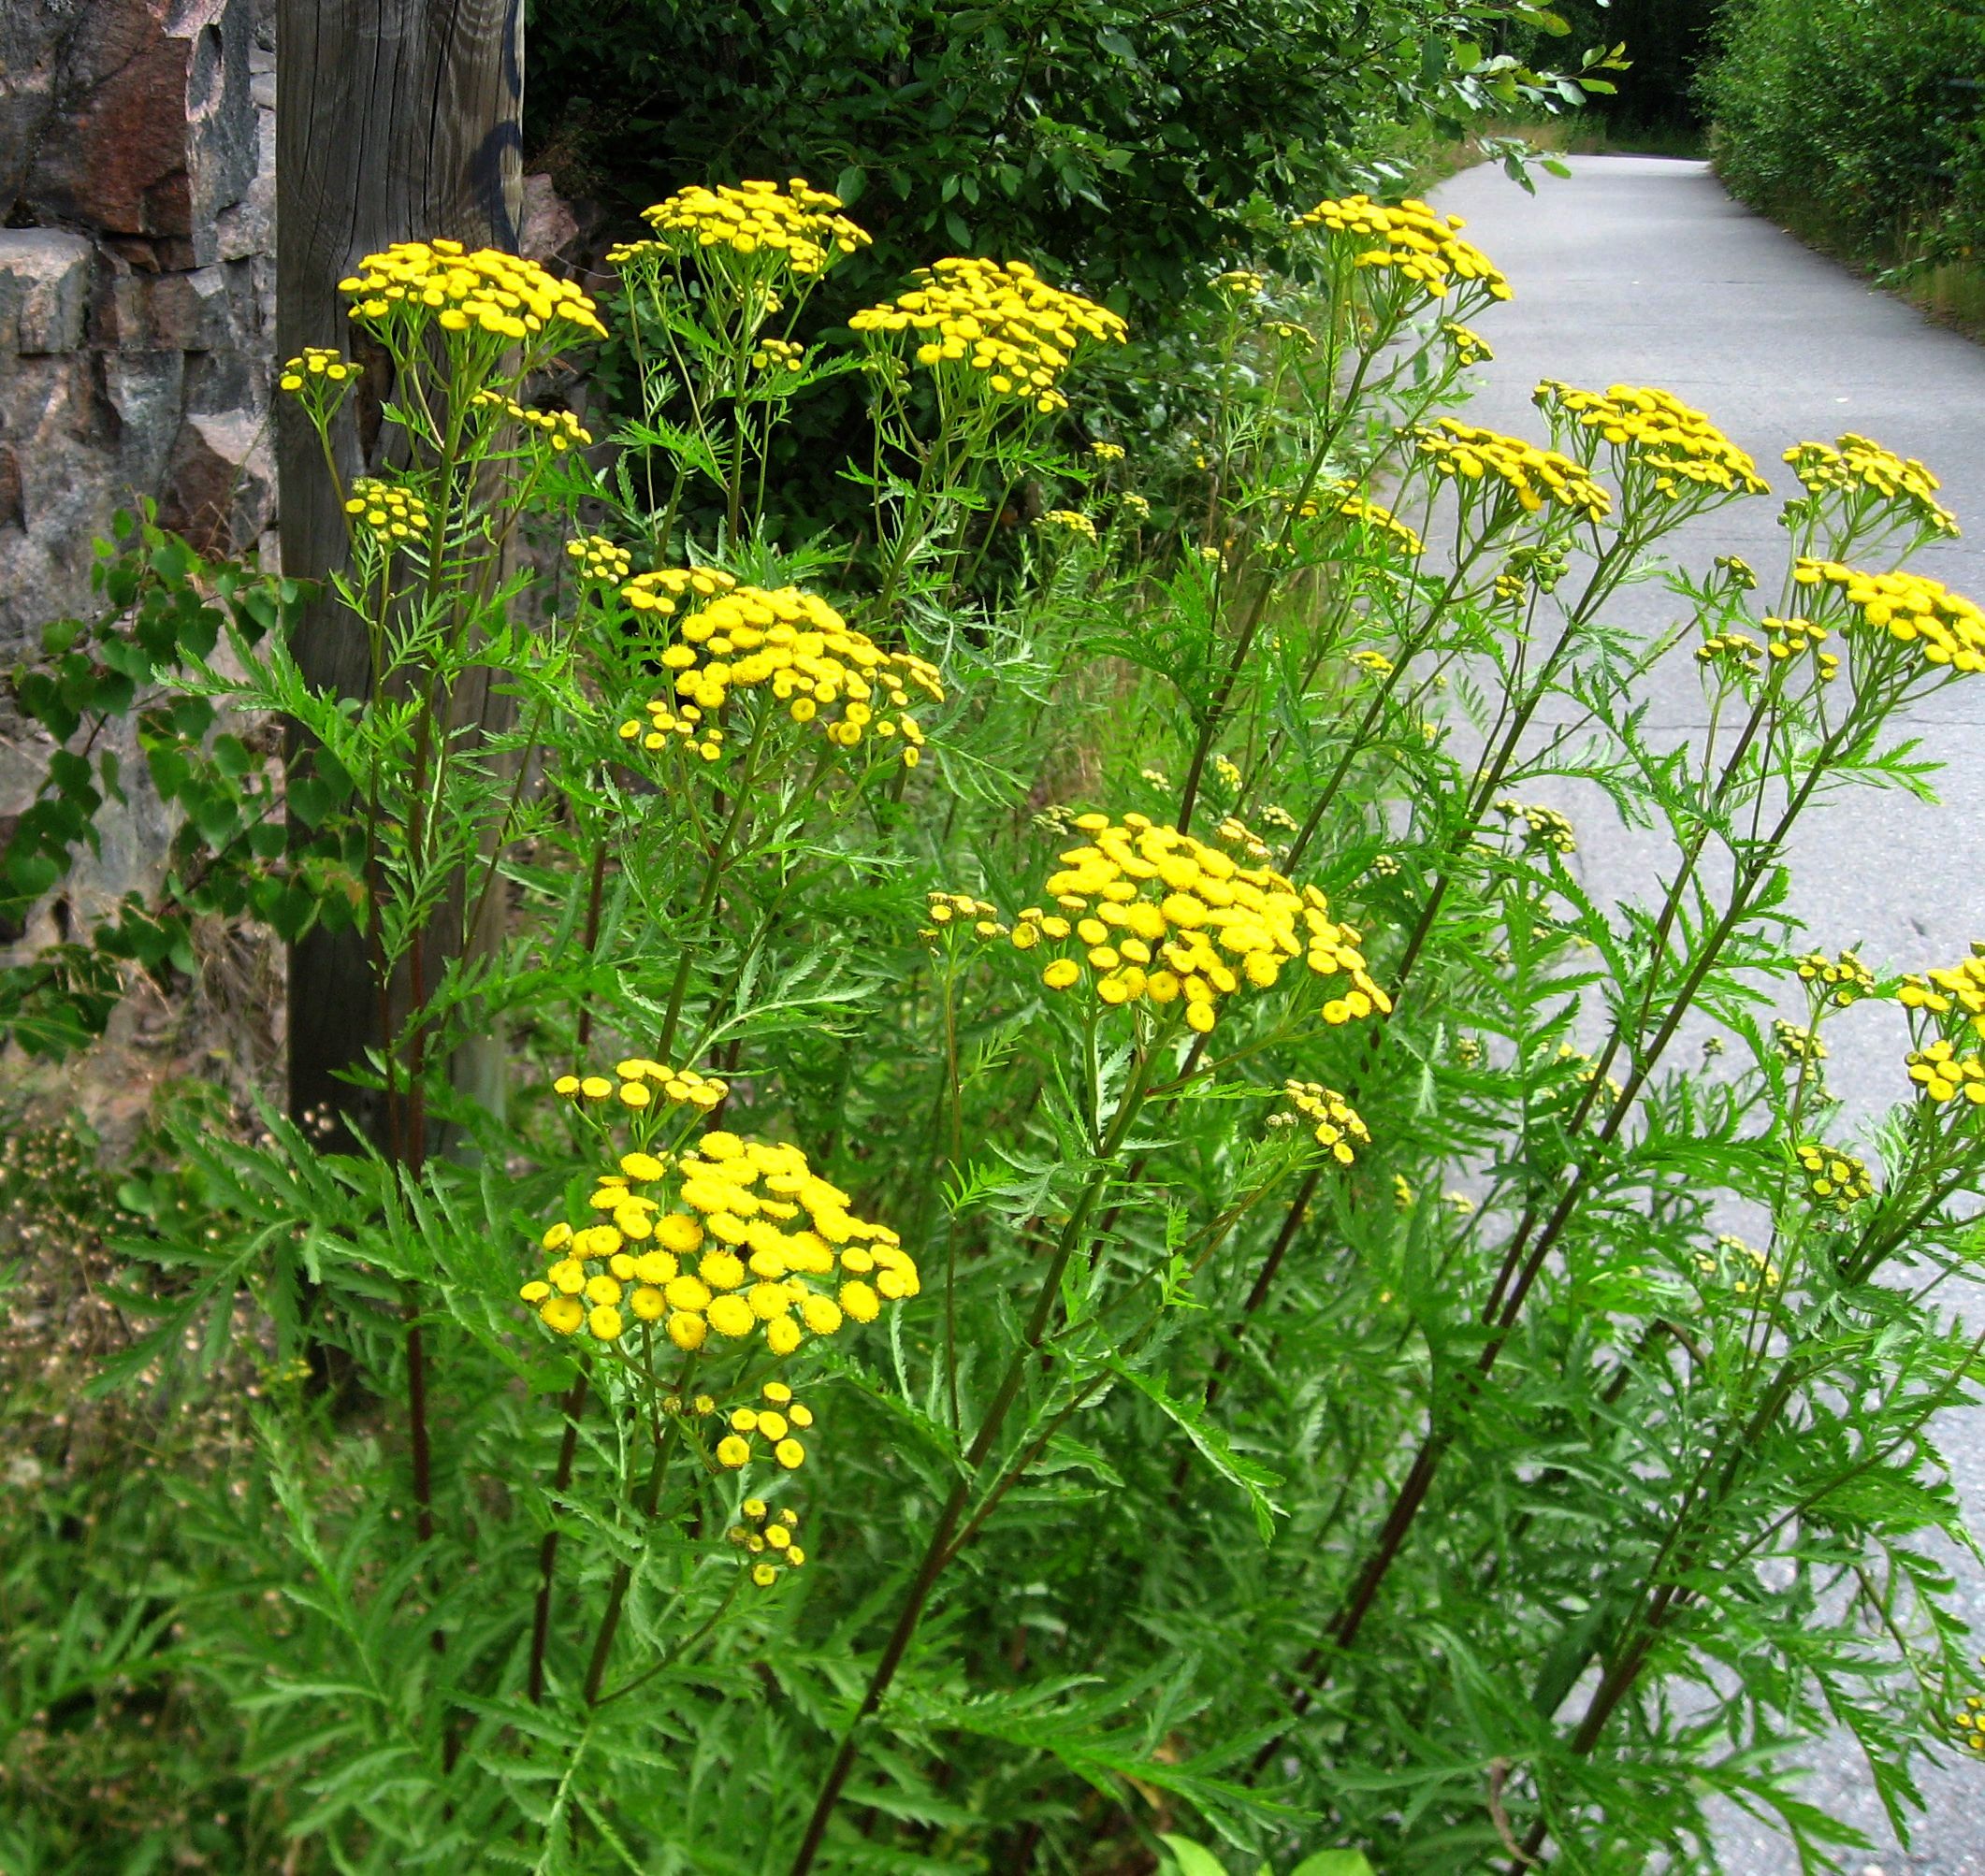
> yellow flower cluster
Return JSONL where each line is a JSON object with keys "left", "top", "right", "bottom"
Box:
{"left": 1293, "top": 195, "right": 1512, "bottom": 302}
{"left": 566, "top": 534, "right": 631, "bottom": 583}
{"left": 1899, "top": 949, "right": 1985, "bottom": 1028}
{"left": 1090, "top": 440, "right": 1126, "bottom": 461}
{"left": 1784, "top": 434, "right": 1959, "bottom": 537}
{"left": 1217, "top": 269, "right": 1267, "bottom": 296}
{"left": 752, "top": 337, "right": 804, "bottom": 372}
{"left": 1266, "top": 318, "right": 1314, "bottom": 344}
{"left": 1415, "top": 419, "right": 1611, "bottom": 524}
{"left": 1007, "top": 812, "right": 1391, "bottom": 1035}
{"left": 554, "top": 1059, "right": 729, "bottom": 1113}
{"left": 1694, "top": 1232, "right": 1780, "bottom": 1297}
{"left": 1216, "top": 815, "right": 1272, "bottom": 862}
{"left": 1535, "top": 381, "right": 1769, "bottom": 498}
{"left": 1696, "top": 628, "right": 1762, "bottom": 674}
{"left": 1305, "top": 491, "right": 1424, "bottom": 557}
{"left": 1906, "top": 1039, "right": 1985, "bottom": 1105}
{"left": 851, "top": 256, "right": 1128, "bottom": 414}
{"left": 1717, "top": 555, "right": 1759, "bottom": 591}
{"left": 521, "top": 1128, "right": 917, "bottom": 1352}
{"left": 1122, "top": 492, "right": 1152, "bottom": 520}
{"left": 1442, "top": 321, "right": 1494, "bottom": 365}
{"left": 730, "top": 1496, "right": 806, "bottom": 1586}
{"left": 1953, "top": 1666, "right": 1985, "bottom": 1756}
{"left": 1760, "top": 615, "right": 1840, "bottom": 681}
{"left": 716, "top": 1381, "right": 815, "bottom": 1471}
{"left": 1796, "top": 949, "right": 1877, "bottom": 1007}
{"left": 1496, "top": 799, "right": 1576, "bottom": 854}
{"left": 343, "top": 477, "right": 428, "bottom": 545}
{"left": 1038, "top": 509, "right": 1099, "bottom": 541}
{"left": 621, "top": 585, "right": 942, "bottom": 767}
{"left": 1774, "top": 1019, "right": 1827, "bottom": 1065}
{"left": 1282, "top": 1080, "right": 1370, "bottom": 1165}
{"left": 927, "top": 891, "right": 1006, "bottom": 940}
{"left": 624, "top": 565, "right": 738, "bottom": 617}
{"left": 1542, "top": 1042, "right": 1622, "bottom": 1115}
{"left": 1351, "top": 650, "right": 1395, "bottom": 677}
{"left": 1792, "top": 560, "right": 1985, "bottom": 674}
{"left": 340, "top": 239, "right": 606, "bottom": 343}
{"left": 278, "top": 348, "right": 358, "bottom": 392}
{"left": 1796, "top": 1141, "right": 1874, "bottom": 1211}
{"left": 639, "top": 178, "right": 870, "bottom": 277}
{"left": 473, "top": 390, "right": 593, "bottom": 451}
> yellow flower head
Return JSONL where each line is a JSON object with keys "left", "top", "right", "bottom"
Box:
{"left": 1905, "top": 1036, "right": 1985, "bottom": 1106}
{"left": 639, "top": 178, "right": 871, "bottom": 279}
{"left": 1952, "top": 1670, "right": 1985, "bottom": 1754}
{"left": 1037, "top": 509, "right": 1099, "bottom": 542}
{"left": 1695, "top": 628, "right": 1762, "bottom": 675}
{"left": 338, "top": 239, "right": 606, "bottom": 344}
{"left": 1089, "top": 440, "right": 1126, "bottom": 461}
{"left": 1794, "top": 1140, "right": 1875, "bottom": 1212}
{"left": 1534, "top": 381, "right": 1769, "bottom": 500}
{"left": 1301, "top": 489, "right": 1424, "bottom": 557}
{"left": 1215, "top": 269, "right": 1267, "bottom": 297}
{"left": 471, "top": 390, "right": 593, "bottom": 452}
{"left": 1442, "top": 320, "right": 1494, "bottom": 365}
{"left": 1693, "top": 1231, "right": 1781, "bottom": 1298}
{"left": 621, "top": 565, "right": 738, "bottom": 618}
{"left": 523, "top": 1110, "right": 917, "bottom": 1354}
{"left": 1795, "top": 948, "right": 1876, "bottom": 1008}
{"left": 1282, "top": 1080, "right": 1371, "bottom": 1165}
{"left": 566, "top": 534, "right": 631, "bottom": 584}
{"left": 1774, "top": 1018, "right": 1827, "bottom": 1066}
{"left": 1414, "top": 418, "right": 1611, "bottom": 526}
{"left": 1494, "top": 799, "right": 1576, "bottom": 855}
{"left": 341, "top": 476, "right": 430, "bottom": 550}
{"left": 1293, "top": 195, "right": 1512, "bottom": 303}
{"left": 851, "top": 256, "right": 1128, "bottom": 414}
{"left": 552, "top": 1059, "right": 729, "bottom": 1113}
{"left": 1791, "top": 559, "right": 1985, "bottom": 676}
{"left": 986, "top": 811, "right": 1392, "bottom": 1035}
{"left": 728, "top": 1496, "right": 806, "bottom": 1584}
{"left": 927, "top": 891, "right": 1007, "bottom": 944}
{"left": 751, "top": 336, "right": 805, "bottom": 372}
{"left": 277, "top": 347, "right": 359, "bottom": 397}
{"left": 1898, "top": 945, "right": 1985, "bottom": 1033}
{"left": 1539, "top": 1042, "right": 1623, "bottom": 1118}
{"left": 717, "top": 1379, "right": 819, "bottom": 1471}
{"left": 1784, "top": 434, "right": 1959, "bottom": 537}
{"left": 624, "top": 584, "right": 941, "bottom": 768}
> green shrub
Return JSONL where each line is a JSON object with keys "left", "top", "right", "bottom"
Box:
{"left": 1702, "top": 0, "right": 1985, "bottom": 265}
{"left": 6, "top": 178, "right": 1985, "bottom": 1874}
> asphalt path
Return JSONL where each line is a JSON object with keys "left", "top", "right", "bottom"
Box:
{"left": 1426, "top": 156, "right": 1985, "bottom": 1875}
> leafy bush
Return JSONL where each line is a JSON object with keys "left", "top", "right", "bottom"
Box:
{"left": 527, "top": 0, "right": 1617, "bottom": 539}
{"left": 7, "top": 177, "right": 1985, "bottom": 1874}
{"left": 529, "top": 0, "right": 1607, "bottom": 317}
{"left": 1702, "top": 0, "right": 1985, "bottom": 265}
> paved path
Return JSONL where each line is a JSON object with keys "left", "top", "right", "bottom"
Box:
{"left": 1427, "top": 156, "right": 1985, "bottom": 1875}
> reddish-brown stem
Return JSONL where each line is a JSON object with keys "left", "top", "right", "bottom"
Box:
{"left": 527, "top": 1371, "right": 590, "bottom": 1704}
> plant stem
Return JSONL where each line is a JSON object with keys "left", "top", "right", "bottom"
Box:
{"left": 785, "top": 1032, "right": 1171, "bottom": 1875}
{"left": 527, "top": 1371, "right": 589, "bottom": 1704}
{"left": 581, "top": 1383, "right": 690, "bottom": 1707}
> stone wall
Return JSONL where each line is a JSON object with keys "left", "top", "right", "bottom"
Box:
{"left": 1, "top": 0, "right": 280, "bottom": 661}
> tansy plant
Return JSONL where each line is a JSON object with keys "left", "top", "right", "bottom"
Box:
{"left": 6, "top": 174, "right": 1984, "bottom": 1876}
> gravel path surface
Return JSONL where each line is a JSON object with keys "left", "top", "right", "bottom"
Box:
{"left": 1426, "top": 154, "right": 1985, "bottom": 1876}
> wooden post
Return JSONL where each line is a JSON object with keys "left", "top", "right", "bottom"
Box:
{"left": 274, "top": 0, "right": 524, "bottom": 1137}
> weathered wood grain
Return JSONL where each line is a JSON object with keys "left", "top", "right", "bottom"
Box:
{"left": 274, "top": 0, "right": 522, "bottom": 1137}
